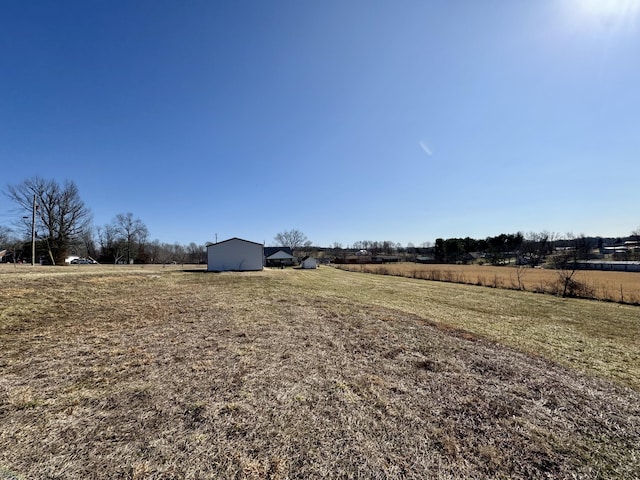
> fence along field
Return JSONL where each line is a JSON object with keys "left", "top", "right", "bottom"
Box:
{"left": 337, "top": 262, "right": 640, "bottom": 304}
{"left": 1, "top": 265, "right": 639, "bottom": 478}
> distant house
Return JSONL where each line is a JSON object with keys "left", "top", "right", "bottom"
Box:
{"left": 264, "top": 246, "right": 295, "bottom": 267}
{"left": 301, "top": 256, "right": 317, "bottom": 269}
{"left": 603, "top": 241, "right": 640, "bottom": 255}
{"left": 207, "top": 237, "right": 264, "bottom": 272}
{"left": 575, "top": 261, "right": 640, "bottom": 272}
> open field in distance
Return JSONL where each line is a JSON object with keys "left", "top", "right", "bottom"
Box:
{"left": 337, "top": 262, "right": 640, "bottom": 304}
{"left": 1, "top": 264, "right": 639, "bottom": 478}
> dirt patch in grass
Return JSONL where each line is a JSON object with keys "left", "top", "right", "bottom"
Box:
{"left": 1, "top": 266, "right": 639, "bottom": 478}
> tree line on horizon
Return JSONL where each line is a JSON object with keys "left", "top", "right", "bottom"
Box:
{"left": 328, "top": 232, "right": 640, "bottom": 266}
{"left": 1, "top": 177, "right": 207, "bottom": 265}
{"left": 1, "top": 177, "right": 639, "bottom": 265}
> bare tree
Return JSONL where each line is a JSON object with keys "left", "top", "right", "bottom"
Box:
{"left": 554, "top": 261, "right": 581, "bottom": 298}
{"left": 169, "top": 243, "right": 187, "bottom": 264}
{"left": 79, "top": 227, "right": 98, "bottom": 261}
{"left": 147, "top": 240, "right": 164, "bottom": 264}
{"left": 520, "top": 231, "right": 557, "bottom": 267}
{"left": 5, "top": 177, "right": 91, "bottom": 264}
{"left": 273, "top": 229, "right": 309, "bottom": 253}
{"left": 96, "top": 224, "right": 126, "bottom": 264}
{"left": 112, "top": 213, "right": 148, "bottom": 264}
{"left": 551, "top": 233, "right": 594, "bottom": 298}
{"left": 142, "top": 240, "right": 189, "bottom": 264}
{"left": 186, "top": 242, "right": 205, "bottom": 264}
{"left": 512, "top": 265, "right": 528, "bottom": 290}
{"left": 0, "top": 225, "right": 13, "bottom": 246}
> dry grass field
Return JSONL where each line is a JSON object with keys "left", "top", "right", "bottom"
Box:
{"left": 1, "top": 264, "right": 639, "bottom": 479}
{"left": 337, "top": 262, "right": 640, "bottom": 304}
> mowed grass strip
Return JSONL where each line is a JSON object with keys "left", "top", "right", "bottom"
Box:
{"left": 289, "top": 267, "right": 640, "bottom": 391}
{"left": 0, "top": 265, "right": 639, "bottom": 479}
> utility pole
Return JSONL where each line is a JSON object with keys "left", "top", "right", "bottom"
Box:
{"left": 31, "top": 194, "right": 36, "bottom": 265}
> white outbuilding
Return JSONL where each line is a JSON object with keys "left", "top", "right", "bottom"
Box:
{"left": 301, "top": 256, "right": 318, "bottom": 269}
{"left": 207, "top": 237, "right": 264, "bottom": 272}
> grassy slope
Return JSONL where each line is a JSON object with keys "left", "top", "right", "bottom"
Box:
{"left": 288, "top": 267, "right": 640, "bottom": 390}
{"left": 0, "top": 265, "right": 639, "bottom": 479}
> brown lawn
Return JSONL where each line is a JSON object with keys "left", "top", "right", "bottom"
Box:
{"left": 0, "top": 264, "right": 639, "bottom": 479}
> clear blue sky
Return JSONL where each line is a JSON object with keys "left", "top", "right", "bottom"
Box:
{"left": 1, "top": 0, "right": 638, "bottom": 247}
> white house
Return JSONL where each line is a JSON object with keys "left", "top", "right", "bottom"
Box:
{"left": 265, "top": 249, "right": 295, "bottom": 267}
{"left": 207, "top": 237, "right": 264, "bottom": 272}
{"left": 301, "top": 256, "right": 318, "bottom": 269}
